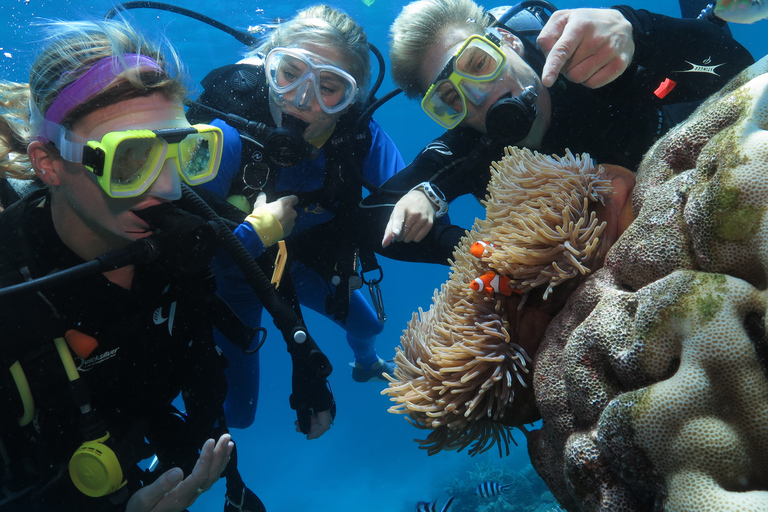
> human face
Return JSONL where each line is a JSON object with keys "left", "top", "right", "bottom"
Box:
{"left": 51, "top": 94, "right": 192, "bottom": 253}
{"left": 268, "top": 43, "right": 357, "bottom": 142}
{"left": 420, "top": 27, "right": 542, "bottom": 133}
{"left": 421, "top": 33, "right": 508, "bottom": 129}
{"left": 266, "top": 48, "right": 358, "bottom": 114}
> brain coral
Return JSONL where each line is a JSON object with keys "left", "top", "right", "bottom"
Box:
{"left": 530, "top": 54, "right": 768, "bottom": 511}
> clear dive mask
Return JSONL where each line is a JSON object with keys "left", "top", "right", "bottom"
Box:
{"left": 421, "top": 31, "right": 508, "bottom": 129}
{"left": 265, "top": 47, "right": 359, "bottom": 114}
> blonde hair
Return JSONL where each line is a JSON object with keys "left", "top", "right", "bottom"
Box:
{"left": 0, "top": 19, "right": 187, "bottom": 181}
{"left": 249, "top": 4, "right": 371, "bottom": 100}
{"left": 389, "top": 0, "right": 491, "bottom": 98}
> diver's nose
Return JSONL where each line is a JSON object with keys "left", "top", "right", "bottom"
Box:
{"left": 146, "top": 160, "right": 182, "bottom": 200}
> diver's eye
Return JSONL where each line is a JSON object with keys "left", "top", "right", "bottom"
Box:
{"left": 436, "top": 82, "right": 463, "bottom": 113}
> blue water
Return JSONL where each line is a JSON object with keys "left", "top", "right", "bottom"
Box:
{"left": 2, "top": 0, "right": 766, "bottom": 510}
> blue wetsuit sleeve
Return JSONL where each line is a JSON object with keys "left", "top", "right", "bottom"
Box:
{"left": 202, "top": 118, "right": 242, "bottom": 199}
{"left": 202, "top": 118, "right": 268, "bottom": 259}
{"left": 363, "top": 118, "right": 404, "bottom": 187}
{"left": 232, "top": 221, "right": 267, "bottom": 258}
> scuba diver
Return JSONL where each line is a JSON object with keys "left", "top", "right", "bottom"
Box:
{"left": 184, "top": 4, "right": 406, "bottom": 430}
{"left": 360, "top": 0, "right": 755, "bottom": 262}
{"left": 0, "top": 18, "right": 265, "bottom": 512}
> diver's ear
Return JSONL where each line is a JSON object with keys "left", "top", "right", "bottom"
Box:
{"left": 28, "top": 141, "right": 61, "bottom": 187}
{"left": 497, "top": 28, "right": 525, "bottom": 56}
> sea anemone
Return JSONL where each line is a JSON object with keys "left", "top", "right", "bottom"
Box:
{"left": 478, "top": 147, "right": 613, "bottom": 299}
{"left": 383, "top": 147, "right": 615, "bottom": 456}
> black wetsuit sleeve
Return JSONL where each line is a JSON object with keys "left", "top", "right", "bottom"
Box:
{"left": 362, "top": 127, "right": 489, "bottom": 206}
{"left": 357, "top": 124, "right": 495, "bottom": 264}
{"left": 608, "top": 6, "right": 755, "bottom": 102}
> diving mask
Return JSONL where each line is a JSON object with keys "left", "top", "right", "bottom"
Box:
{"left": 49, "top": 123, "right": 223, "bottom": 198}
{"left": 421, "top": 32, "right": 507, "bottom": 129}
{"left": 265, "top": 47, "right": 359, "bottom": 114}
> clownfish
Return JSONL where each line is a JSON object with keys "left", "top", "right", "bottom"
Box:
{"left": 470, "top": 240, "right": 497, "bottom": 258}
{"left": 470, "top": 271, "right": 517, "bottom": 297}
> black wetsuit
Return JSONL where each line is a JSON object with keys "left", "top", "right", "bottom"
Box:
{"left": 0, "top": 191, "right": 227, "bottom": 511}
{"left": 361, "top": 6, "right": 755, "bottom": 263}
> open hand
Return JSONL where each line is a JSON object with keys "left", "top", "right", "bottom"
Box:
{"left": 126, "top": 434, "right": 233, "bottom": 512}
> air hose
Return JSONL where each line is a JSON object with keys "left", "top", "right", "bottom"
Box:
{"left": 177, "top": 184, "right": 332, "bottom": 380}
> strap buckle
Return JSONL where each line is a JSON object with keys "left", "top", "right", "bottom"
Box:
{"left": 362, "top": 267, "right": 386, "bottom": 324}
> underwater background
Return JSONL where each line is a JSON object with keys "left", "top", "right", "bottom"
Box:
{"left": 2, "top": 0, "right": 767, "bottom": 510}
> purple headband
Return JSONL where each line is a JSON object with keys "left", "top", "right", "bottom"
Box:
{"left": 45, "top": 54, "right": 164, "bottom": 124}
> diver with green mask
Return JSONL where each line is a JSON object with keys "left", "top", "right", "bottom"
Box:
{"left": 0, "top": 18, "right": 265, "bottom": 512}
{"left": 360, "top": 0, "right": 755, "bottom": 263}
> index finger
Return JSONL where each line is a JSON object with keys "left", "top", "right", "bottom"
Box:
{"left": 383, "top": 208, "right": 406, "bottom": 247}
{"left": 539, "top": 16, "right": 583, "bottom": 87}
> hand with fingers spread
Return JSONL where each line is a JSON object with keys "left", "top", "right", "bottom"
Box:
{"left": 126, "top": 434, "right": 234, "bottom": 512}
{"left": 382, "top": 189, "right": 436, "bottom": 248}
{"left": 537, "top": 8, "right": 634, "bottom": 89}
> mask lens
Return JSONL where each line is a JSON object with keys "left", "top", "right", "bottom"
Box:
{"left": 317, "top": 69, "right": 356, "bottom": 110}
{"left": 271, "top": 53, "right": 310, "bottom": 91}
{"left": 110, "top": 137, "right": 163, "bottom": 194}
{"left": 178, "top": 131, "right": 218, "bottom": 184}
{"left": 455, "top": 40, "right": 504, "bottom": 79}
{"left": 421, "top": 80, "right": 465, "bottom": 129}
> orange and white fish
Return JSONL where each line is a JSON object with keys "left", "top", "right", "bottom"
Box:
{"left": 470, "top": 271, "right": 517, "bottom": 297}
{"left": 714, "top": 0, "right": 768, "bottom": 23}
{"left": 470, "top": 240, "right": 497, "bottom": 258}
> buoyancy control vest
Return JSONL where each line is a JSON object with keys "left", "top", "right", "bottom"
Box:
{"left": 0, "top": 190, "right": 229, "bottom": 510}
{"left": 187, "top": 62, "right": 384, "bottom": 323}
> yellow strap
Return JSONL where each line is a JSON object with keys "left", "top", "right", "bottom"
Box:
{"left": 9, "top": 361, "right": 34, "bottom": 426}
{"left": 271, "top": 241, "right": 288, "bottom": 289}
{"left": 54, "top": 337, "right": 80, "bottom": 382}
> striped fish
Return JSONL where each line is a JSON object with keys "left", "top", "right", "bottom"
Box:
{"left": 415, "top": 496, "right": 454, "bottom": 512}
{"left": 474, "top": 481, "right": 513, "bottom": 498}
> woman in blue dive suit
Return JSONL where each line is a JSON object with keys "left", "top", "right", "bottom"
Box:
{"left": 187, "top": 5, "right": 405, "bottom": 432}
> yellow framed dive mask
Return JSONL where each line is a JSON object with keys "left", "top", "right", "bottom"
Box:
{"left": 55, "top": 124, "right": 223, "bottom": 198}
{"left": 421, "top": 32, "right": 507, "bottom": 129}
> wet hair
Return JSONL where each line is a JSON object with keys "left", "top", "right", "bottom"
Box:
{"left": 0, "top": 18, "right": 186, "bottom": 180}
{"left": 389, "top": 0, "right": 491, "bottom": 98}
{"left": 249, "top": 4, "right": 371, "bottom": 100}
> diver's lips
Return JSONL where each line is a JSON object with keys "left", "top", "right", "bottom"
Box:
{"left": 281, "top": 110, "right": 308, "bottom": 124}
{"left": 126, "top": 209, "right": 152, "bottom": 234}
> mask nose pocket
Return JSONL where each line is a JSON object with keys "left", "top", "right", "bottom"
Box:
{"left": 295, "top": 77, "right": 316, "bottom": 109}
